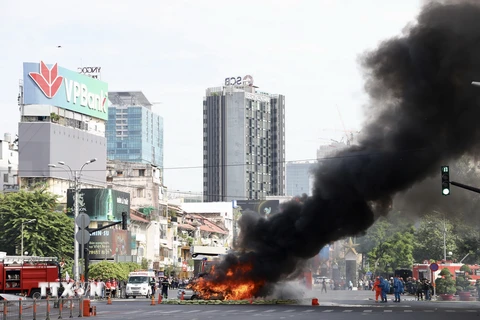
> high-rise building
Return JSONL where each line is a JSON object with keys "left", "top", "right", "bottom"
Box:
{"left": 0, "top": 133, "right": 19, "bottom": 193}
{"left": 286, "top": 160, "right": 316, "bottom": 197}
{"left": 18, "top": 61, "right": 108, "bottom": 201}
{"left": 203, "top": 76, "right": 285, "bottom": 202}
{"left": 106, "top": 91, "right": 164, "bottom": 180}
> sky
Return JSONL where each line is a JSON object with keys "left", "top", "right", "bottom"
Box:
{"left": 0, "top": 0, "right": 423, "bottom": 195}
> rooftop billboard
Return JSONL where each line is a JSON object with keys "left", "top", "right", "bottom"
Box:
{"left": 23, "top": 61, "right": 108, "bottom": 120}
{"left": 66, "top": 188, "right": 130, "bottom": 222}
{"left": 234, "top": 200, "right": 280, "bottom": 218}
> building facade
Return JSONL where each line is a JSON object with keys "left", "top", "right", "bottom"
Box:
{"left": 106, "top": 160, "right": 164, "bottom": 212}
{"left": 18, "top": 61, "right": 108, "bottom": 202}
{"left": 203, "top": 76, "right": 285, "bottom": 202}
{"left": 107, "top": 91, "right": 164, "bottom": 172}
{"left": 0, "top": 133, "right": 19, "bottom": 192}
{"left": 286, "top": 160, "right": 316, "bottom": 197}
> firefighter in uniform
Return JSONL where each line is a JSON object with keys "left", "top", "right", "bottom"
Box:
{"left": 161, "top": 277, "right": 169, "bottom": 299}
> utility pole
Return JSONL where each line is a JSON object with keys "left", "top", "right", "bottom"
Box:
{"left": 443, "top": 218, "right": 447, "bottom": 262}
{"left": 74, "top": 170, "right": 80, "bottom": 282}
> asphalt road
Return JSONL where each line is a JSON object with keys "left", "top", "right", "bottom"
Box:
{"left": 88, "top": 289, "right": 480, "bottom": 320}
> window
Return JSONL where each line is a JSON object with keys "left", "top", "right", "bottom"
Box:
{"left": 3, "top": 174, "right": 8, "bottom": 183}
{"left": 137, "top": 188, "right": 145, "bottom": 198}
{"left": 139, "top": 169, "right": 145, "bottom": 177}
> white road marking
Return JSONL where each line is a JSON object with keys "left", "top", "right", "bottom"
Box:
{"left": 384, "top": 310, "right": 392, "bottom": 312}
{"left": 303, "top": 309, "right": 314, "bottom": 312}
{"left": 322, "top": 310, "right": 333, "bottom": 312}
{"left": 363, "top": 310, "right": 372, "bottom": 313}
{"left": 263, "top": 309, "right": 276, "bottom": 313}
{"left": 184, "top": 309, "right": 202, "bottom": 313}
{"left": 283, "top": 310, "right": 295, "bottom": 313}
{"left": 404, "top": 310, "right": 413, "bottom": 312}
{"left": 343, "top": 310, "right": 353, "bottom": 312}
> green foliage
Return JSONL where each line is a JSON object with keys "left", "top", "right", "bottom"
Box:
{"left": 357, "top": 212, "right": 415, "bottom": 275}
{"left": 460, "top": 264, "right": 472, "bottom": 273}
{"left": 413, "top": 214, "right": 457, "bottom": 262}
{"left": 0, "top": 189, "right": 74, "bottom": 258}
{"left": 88, "top": 261, "right": 141, "bottom": 281}
{"left": 141, "top": 257, "right": 149, "bottom": 269}
{"left": 436, "top": 268, "right": 456, "bottom": 294}
{"left": 456, "top": 275, "right": 471, "bottom": 291}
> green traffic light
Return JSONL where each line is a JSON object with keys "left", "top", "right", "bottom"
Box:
{"left": 443, "top": 188, "right": 450, "bottom": 195}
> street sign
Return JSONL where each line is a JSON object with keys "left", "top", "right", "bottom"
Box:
{"left": 430, "top": 263, "right": 439, "bottom": 271}
{"left": 75, "top": 230, "right": 90, "bottom": 245}
{"left": 75, "top": 213, "right": 90, "bottom": 229}
{"left": 366, "top": 271, "right": 372, "bottom": 276}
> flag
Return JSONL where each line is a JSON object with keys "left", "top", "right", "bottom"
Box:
{"left": 65, "top": 271, "right": 70, "bottom": 282}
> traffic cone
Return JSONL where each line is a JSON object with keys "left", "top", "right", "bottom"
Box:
{"left": 107, "top": 294, "right": 112, "bottom": 305}
{"left": 150, "top": 295, "right": 156, "bottom": 305}
{"left": 157, "top": 294, "right": 162, "bottom": 304}
{"left": 312, "top": 298, "right": 319, "bottom": 306}
{"left": 181, "top": 292, "right": 185, "bottom": 301}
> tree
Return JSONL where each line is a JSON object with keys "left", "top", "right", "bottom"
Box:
{"left": 0, "top": 189, "right": 74, "bottom": 258}
{"left": 357, "top": 212, "right": 415, "bottom": 275}
{"left": 435, "top": 268, "right": 456, "bottom": 295}
{"left": 413, "top": 213, "right": 456, "bottom": 262}
{"left": 88, "top": 261, "right": 141, "bottom": 281}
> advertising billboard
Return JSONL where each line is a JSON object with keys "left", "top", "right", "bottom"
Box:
{"left": 23, "top": 61, "right": 108, "bottom": 120}
{"left": 235, "top": 200, "right": 280, "bottom": 218}
{"left": 88, "top": 229, "right": 131, "bottom": 260}
{"left": 66, "top": 189, "right": 130, "bottom": 222}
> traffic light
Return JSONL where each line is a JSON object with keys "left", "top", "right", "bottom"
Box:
{"left": 441, "top": 166, "right": 450, "bottom": 196}
{"left": 122, "top": 212, "right": 128, "bottom": 230}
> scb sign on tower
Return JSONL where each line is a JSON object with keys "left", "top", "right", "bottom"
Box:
{"left": 224, "top": 75, "right": 254, "bottom": 86}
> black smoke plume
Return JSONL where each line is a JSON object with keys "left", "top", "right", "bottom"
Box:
{"left": 205, "top": 0, "right": 480, "bottom": 296}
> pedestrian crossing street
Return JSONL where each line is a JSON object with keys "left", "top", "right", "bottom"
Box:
{"left": 113, "top": 307, "right": 480, "bottom": 316}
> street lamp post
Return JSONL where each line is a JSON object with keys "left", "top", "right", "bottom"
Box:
{"left": 21, "top": 219, "right": 36, "bottom": 258}
{"left": 48, "top": 158, "right": 97, "bottom": 283}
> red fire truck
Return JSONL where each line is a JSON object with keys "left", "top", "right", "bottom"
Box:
{"left": 0, "top": 255, "right": 61, "bottom": 298}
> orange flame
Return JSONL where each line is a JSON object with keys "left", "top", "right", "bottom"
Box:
{"left": 191, "top": 261, "right": 265, "bottom": 300}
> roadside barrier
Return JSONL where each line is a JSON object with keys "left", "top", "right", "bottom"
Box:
{"left": 0, "top": 297, "right": 95, "bottom": 320}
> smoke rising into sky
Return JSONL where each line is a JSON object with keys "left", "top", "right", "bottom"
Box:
{"left": 208, "top": 0, "right": 480, "bottom": 295}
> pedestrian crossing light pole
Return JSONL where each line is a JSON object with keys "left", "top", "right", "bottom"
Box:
{"left": 441, "top": 166, "right": 450, "bottom": 196}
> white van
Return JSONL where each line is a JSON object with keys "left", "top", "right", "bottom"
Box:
{"left": 125, "top": 271, "right": 156, "bottom": 299}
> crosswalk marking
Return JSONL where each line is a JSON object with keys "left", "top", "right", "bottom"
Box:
{"left": 404, "top": 310, "right": 413, "bottom": 312}
{"left": 303, "top": 310, "right": 314, "bottom": 313}
{"left": 363, "top": 310, "right": 372, "bottom": 313}
{"left": 322, "top": 310, "right": 333, "bottom": 312}
{"left": 466, "top": 310, "right": 477, "bottom": 312}
{"left": 445, "top": 310, "right": 456, "bottom": 312}
{"left": 183, "top": 309, "right": 202, "bottom": 313}
{"left": 284, "top": 309, "right": 295, "bottom": 312}
{"left": 343, "top": 310, "right": 353, "bottom": 312}
{"left": 244, "top": 310, "right": 256, "bottom": 312}
{"left": 157, "top": 310, "right": 181, "bottom": 314}
{"left": 225, "top": 310, "right": 239, "bottom": 313}
{"left": 264, "top": 309, "right": 276, "bottom": 313}
{"left": 204, "top": 310, "right": 220, "bottom": 313}
{"left": 423, "top": 310, "right": 434, "bottom": 312}
{"left": 384, "top": 310, "right": 392, "bottom": 312}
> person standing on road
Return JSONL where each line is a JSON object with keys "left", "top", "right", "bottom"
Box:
{"left": 372, "top": 277, "right": 382, "bottom": 302}
{"left": 321, "top": 279, "right": 327, "bottom": 293}
{"left": 393, "top": 276, "right": 404, "bottom": 302}
{"left": 161, "top": 277, "right": 169, "bottom": 299}
{"left": 381, "top": 277, "right": 390, "bottom": 302}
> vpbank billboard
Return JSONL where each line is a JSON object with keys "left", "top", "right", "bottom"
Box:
{"left": 23, "top": 61, "right": 108, "bottom": 120}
